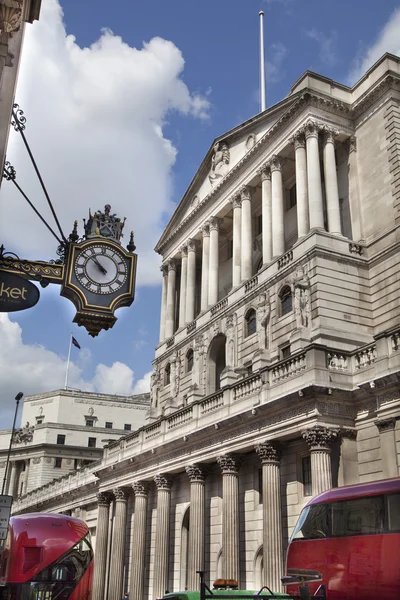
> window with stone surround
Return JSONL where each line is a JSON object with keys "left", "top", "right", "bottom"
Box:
{"left": 57, "top": 434, "right": 66, "bottom": 445}
{"left": 281, "top": 344, "right": 291, "bottom": 360}
{"left": 105, "top": 422, "right": 113, "bottom": 429}
{"left": 287, "top": 184, "right": 297, "bottom": 211}
{"left": 54, "top": 457, "right": 62, "bottom": 468}
{"left": 164, "top": 363, "right": 171, "bottom": 385}
{"left": 279, "top": 286, "right": 293, "bottom": 316}
{"left": 245, "top": 308, "right": 257, "bottom": 337}
{"left": 88, "top": 437, "right": 96, "bottom": 448}
{"left": 86, "top": 419, "right": 94, "bottom": 427}
{"left": 124, "top": 424, "right": 131, "bottom": 431}
{"left": 186, "top": 348, "right": 194, "bottom": 372}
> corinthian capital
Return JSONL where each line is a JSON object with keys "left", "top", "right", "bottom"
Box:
{"left": 167, "top": 258, "right": 177, "bottom": 272}
{"left": 259, "top": 163, "right": 271, "bottom": 181}
{"left": 97, "top": 492, "right": 112, "bottom": 506}
{"left": 240, "top": 185, "right": 252, "bottom": 202}
{"left": 132, "top": 481, "right": 150, "bottom": 497}
{"left": 375, "top": 418, "right": 396, "bottom": 433}
{"left": 270, "top": 155, "right": 284, "bottom": 172}
{"left": 160, "top": 263, "right": 168, "bottom": 277}
{"left": 304, "top": 119, "right": 322, "bottom": 140}
{"left": 323, "top": 126, "right": 340, "bottom": 144}
{"left": 202, "top": 222, "right": 210, "bottom": 237}
{"left": 209, "top": 216, "right": 222, "bottom": 231}
{"left": 154, "top": 473, "right": 173, "bottom": 490}
{"left": 0, "top": 1, "right": 23, "bottom": 35}
{"left": 185, "top": 464, "right": 207, "bottom": 483}
{"left": 180, "top": 244, "right": 188, "bottom": 257}
{"left": 291, "top": 131, "right": 306, "bottom": 150}
{"left": 187, "top": 238, "right": 198, "bottom": 252}
{"left": 113, "top": 487, "right": 130, "bottom": 502}
{"left": 231, "top": 193, "right": 242, "bottom": 209}
{"left": 217, "top": 454, "right": 243, "bottom": 474}
{"left": 302, "top": 425, "right": 338, "bottom": 451}
{"left": 255, "top": 441, "right": 283, "bottom": 464}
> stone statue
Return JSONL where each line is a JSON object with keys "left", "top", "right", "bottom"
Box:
{"left": 170, "top": 351, "right": 180, "bottom": 398}
{"left": 257, "top": 293, "right": 271, "bottom": 350}
{"left": 209, "top": 142, "right": 230, "bottom": 185}
{"left": 225, "top": 313, "right": 236, "bottom": 367}
{"left": 292, "top": 265, "right": 311, "bottom": 328}
{"left": 13, "top": 422, "right": 34, "bottom": 444}
{"left": 192, "top": 335, "right": 204, "bottom": 391}
{"left": 150, "top": 365, "right": 160, "bottom": 408}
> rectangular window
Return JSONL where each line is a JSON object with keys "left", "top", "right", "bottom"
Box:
{"left": 88, "top": 437, "right": 96, "bottom": 448}
{"left": 331, "top": 495, "right": 384, "bottom": 537}
{"left": 36, "top": 418, "right": 43, "bottom": 425}
{"left": 281, "top": 345, "right": 291, "bottom": 359}
{"left": 302, "top": 456, "right": 312, "bottom": 496}
{"left": 124, "top": 424, "right": 131, "bottom": 431}
{"left": 85, "top": 419, "right": 94, "bottom": 427}
{"left": 57, "top": 434, "right": 66, "bottom": 445}
{"left": 105, "top": 422, "right": 113, "bottom": 429}
{"left": 387, "top": 493, "right": 400, "bottom": 531}
{"left": 54, "top": 457, "right": 62, "bottom": 468}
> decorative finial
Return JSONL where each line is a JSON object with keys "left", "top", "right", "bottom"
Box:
{"left": 69, "top": 220, "right": 79, "bottom": 243}
{"left": 127, "top": 231, "right": 136, "bottom": 253}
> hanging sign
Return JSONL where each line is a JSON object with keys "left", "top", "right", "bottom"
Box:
{"left": 0, "top": 271, "right": 40, "bottom": 312}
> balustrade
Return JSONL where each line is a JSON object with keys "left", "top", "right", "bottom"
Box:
{"left": 245, "top": 275, "right": 258, "bottom": 293}
{"left": 271, "top": 353, "right": 306, "bottom": 383}
{"left": 354, "top": 345, "right": 377, "bottom": 369}
{"left": 327, "top": 352, "right": 348, "bottom": 371}
{"left": 167, "top": 407, "right": 193, "bottom": 430}
{"left": 200, "top": 392, "right": 224, "bottom": 414}
{"left": 211, "top": 297, "right": 228, "bottom": 315}
{"left": 144, "top": 423, "right": 161, "bottom": 440}
{"left": 277, "top": 250, "right": 293, "bottom": 269}
{"left": 233, "top": 374, "right": 262, "bottom": 400}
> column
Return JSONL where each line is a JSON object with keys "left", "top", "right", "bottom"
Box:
{"left": 347, "top": 136, "right": 363, "bottom": 240}
{"left": 240, "top": 186, "right": 253, "bottom": 281}
{"left": 256, "top": 442, "right": 284, "bottom": 593}
{"left": 165, "top": 259, "right": 177, "bottom": 339}
{"left": 7, "top": 461, "right": 17, "bottom": 498}
{"left": 159, "top": 265, "right": 168, "bottom": 342}
{"left": 208, "top": 217, "right": 220, "bottom": 307}
{"left": 185, "top": 239, "right": 197, "bottom": 323}
{"left": 375, "top": 419, "right": 398, "bottom": 479}
{"left": 200, "top": 224, "right": 210, "bottom": 311}
{"left": 153, "top": 474, "right": 173, "bottom": 600}
{"left": 305, "top": 120, "right": 325, "bottom": 230}
{"left": 108, "top": 488, "right": 130, "bottom": 600}
{"left": 302, "top": 426, "right": 338, "bottom": 496}
{"left": 130, "top": 482, "right": 150, "bottom": 600}
{"left": 293, "top": 133, "right": 309, "bottom": 238}
{"left": 270, "top": 156, "right": 285, "bottom": 257}
{"left": 92, "top": 493, "right": 112, "bottom": 600}
{"left": 178, "top": 246, "right": 188, "bottom": 328}
{"left": 232, "top": 195, "right": 242, "bottom": 287}
{"left": 260, "top": 165, "right": 272, "bottom": 264}
{"left": 323, "top": 128, "right": 342, "bottom": 235}
{"left": 185, "top": 465, "right": 207, "bottom": 590}
{"left": 217, "top": 454, "right": 242, "bottom": 583}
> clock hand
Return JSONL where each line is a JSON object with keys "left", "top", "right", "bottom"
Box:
{"left": 91, "top": 257, "right": 107, "bottom": 275}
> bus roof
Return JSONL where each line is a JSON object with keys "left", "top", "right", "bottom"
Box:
{"left": 305, "top": 476, "right": 400, "bottom": 506}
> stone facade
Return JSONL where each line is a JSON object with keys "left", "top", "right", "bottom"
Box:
{"left": 12, "top": 54, "right": 400, "bottom": 600}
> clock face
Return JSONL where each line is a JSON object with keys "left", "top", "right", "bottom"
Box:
{"left": 74, "top": 245, "right": 128, "bottom": 294}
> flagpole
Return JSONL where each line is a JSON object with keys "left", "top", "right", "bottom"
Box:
{"left": 64, "top": 333, "right": 73, "bottom": 390}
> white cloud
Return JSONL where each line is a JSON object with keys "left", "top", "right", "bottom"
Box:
{"left": 0, "top": 314, "right": 149, "bottom": 426}
{"left": 266, "top": 42, "right": 288, "bottom": 84}
{"left": 0, "top": 0, "right": 210, "bottom": 286}
{"left": 348, "top": 8, "right": 400, "bottom": 84}
{"left": 305, "top": 29, "right": 337, "bottom": 67}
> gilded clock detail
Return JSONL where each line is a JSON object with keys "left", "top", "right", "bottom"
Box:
{"left": 74, "top": 245, "right": 128, "bottom": 294}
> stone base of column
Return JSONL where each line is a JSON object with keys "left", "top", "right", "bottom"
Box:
{"left": 252, "top": 349, "right": 270, "bottom": 371}
{"left": 220, "top": 367, "right": 239, "bottom": 387}
{"left": 290, "top": 328, "right": 311, "bottom": 352}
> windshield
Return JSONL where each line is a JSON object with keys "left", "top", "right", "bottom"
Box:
{"left": 291, "top": 504, "right": 331, "bottom": 540}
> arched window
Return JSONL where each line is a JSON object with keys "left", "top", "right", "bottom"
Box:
{"left": 280, "top": 286, "right": 292, "bottom": 316}
{"left": 164, "top": 363, "right": 171, "bottom": 386}
{"left": 186, "top": 348, "right": 194, "bottom": 372}
{"left": 245, "top": 309, "right": 257, "bottom": 337}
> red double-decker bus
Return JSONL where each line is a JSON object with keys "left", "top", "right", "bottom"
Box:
{"left": 0, "top": 513, "right": 93, "bottom": 600}
{"left": 285, "top": 477, "right": 400, "bottom": 599}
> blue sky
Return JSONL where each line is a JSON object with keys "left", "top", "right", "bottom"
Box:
{"left": 0, "top": 0, "right": 399, "bottom": 425}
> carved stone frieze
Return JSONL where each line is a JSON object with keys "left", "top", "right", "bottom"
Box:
{"left": 255, "top": 441, "right": 283, "bottom": 464}
{"left": 217, "top": 454, "right": 243, "bottom": 475}
{"left": 302, "top": 425, "right": 338, "bottom": 451}
{"left": 132, "top": 481, "right": 150, "bottom": 497}
{"left": 185, "top": 464, "right": 207, "bottom": 483}
{"left": 154, "top": 473, "right": 173, "bottom": 490}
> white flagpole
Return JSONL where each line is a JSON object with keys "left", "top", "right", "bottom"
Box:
{"left": 64, "top": 333, "right": 73, "bottom": 390}
{"left": 259, "top": 10, "right": 266, "bottom": 111}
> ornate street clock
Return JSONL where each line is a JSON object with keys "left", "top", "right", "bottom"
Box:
{"left": 61, "top": 205, "right": 137, "bottom": 337}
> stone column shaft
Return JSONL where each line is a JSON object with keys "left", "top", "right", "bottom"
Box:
{"left": 271, "top": 157, "right": 285, "bottom": 257}
{"left": 323, "top": 129, "right": 342, "bottom": 235}
{"left": 92, "top": 494, "right": 111, "bottom": 600}
{"left": 7, "top": 461, "right": 18, "bottom": 498}
{"left": 217, "top": 455, "right": 241, "bottom": 584}
{"left": 178, "top": 248, "right": 188, "bottom": 328}
{"left": 186, "top": 465, "right": 206, "bottom": 590}
{"left": 294, "top": 135, "right": 309, "bottom": 238}
{"left": 305, "top": 122, "right": 325, "bottom": 230}
{"left": 109, "top": 489, "right": 129, "bottom": 600}
{"left": 159, "top": 266, "right": 168, "bottom": 342}
{"left": 232, "top": 197, "right": 242, "bottom": 287}
{"left": 302, "top": 426, "right": 338, "bottom": 496}
{"left": 185, "top": 240, "right": 196, "bottom": 323}
{"left": 261, "top": 167, "right": 272, "bottom": 264}
{"left": 200, "top": 225, "right": 210, "bottom": 311}
{"left": 256, "top": 442, "right": 284, "bottom": 593}
{"left": 130, "top": 483, "right": 149, "bottom": 600}
{"left": 165, "top": 261, "right": 177, "bottom": 339}
{"left": 347, "top": 137, "right": 363, "bottom": 240}
{"left": 208, "top": 218, "right": 220, "bottom": 306}
{"left": 240, "top": 187, "right": 253, "bottom": 281}
{"left": 153, "top": 475, "right": 173, "bottom": 600}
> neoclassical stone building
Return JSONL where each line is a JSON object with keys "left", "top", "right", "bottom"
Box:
{"left": 13, "top": 54, "right": 400, "bottom": 600}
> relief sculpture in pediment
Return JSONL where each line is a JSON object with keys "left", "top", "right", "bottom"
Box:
{"left": 209, "top": 142, "right": 230, "bottom": 185}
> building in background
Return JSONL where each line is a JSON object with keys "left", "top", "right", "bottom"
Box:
{"left": 0, "top": 388, "right": 150, "bottom": 497}
{"left": 12, "top": 54, "right": 400, "bottom": 600}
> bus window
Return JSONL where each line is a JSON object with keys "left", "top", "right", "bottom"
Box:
{"left": 332, "top": 495, "right": 384, "bottom": 536}
{"left": 291, "top": 503, "right": 330, "bottom": 540}
{"left": 387, "top": 493, "right": 400, "bottom": 531}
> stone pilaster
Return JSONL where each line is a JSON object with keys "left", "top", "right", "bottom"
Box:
{"left": 165, "top": 259, "right": 177, "bottom": 339}
{"left": 375, "top": 418, "right": 398, "bottom": 478}
{"left": 256, "top": 441, "right": 284, "bottom": 593}
{"left": 200, "top": 224, "right": 210, "bottom": 311}
{"left": 260, "top": 165, "right": 272, "bottom": 264}
{"left": 186, "top": 238, "right": 197, "bottom": 323}
{"left": 130, "top": 482, "right": 150, "bottom": 600}
{"left": 270, "top": 156, "right": 285, "bottom": 257}
{"left": 347, "top": 136, "right": 363, "bottom": 241}
{"left": 109, "top": 488, "right": 130, "bottom": 600}
{"left": 293, "top": 133, "right": 309, "bottom": 238}
{"left": 92, "top": 492, "right": 112, "bottom": 600}
{"left": 323, "top": 128, "right": 341, "bottom": 235}
{"left": 217, "top": 454, "right": 242, "bottom": 583}
{"left": 209, "top": 217, "right": 220, "bottom": 306}
{"left": 302, "top": 426, "right": 338, "bottom": 496}
{"left": 232, "top": 195, "right": 242, "bottom": 287}
{"left": 179, "top": 245, "right": 188, "bottom": 328}
{"left": 185, "top": 464, "right": 207, "bottom": 590}
{"left": 240, "top": 186, "right": 253, "bottom": 281}
{"left": 153, "top": 474, "right": 173, "bottom": 600}
{"left": 159, "top": 265, "right": 168, "bottom": 342}
{"left": 305, "top": 120, "right": 324, "bottom": 230}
